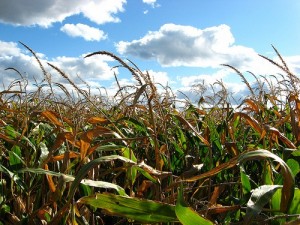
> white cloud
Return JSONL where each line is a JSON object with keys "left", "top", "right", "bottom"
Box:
{"left": 60, "top": 23, "right": 107, "bottom": 41}
{"left": 144, "top": 70, "right": 170, "bottom": 86}
{"left": 143, "top": 0, "right": 156, "bottom": 4}
{"left": 177, "top": 69, "right": 230, "bottom": 88}
{"left": 0, "top": 41, "right": 21, "bottom": 57}
{"left": 116, "top": 23, "right": 300, "bottom": 77}
{"left": 116, "top": 24, "right": 255, "bottom": 68}
{"left": 0, "top": 0, "right": 126, "bottom": 27}
{"left": 283, "top": 56, "right": 300, "bottom": 74}
{"left": 0, "top": 40, "right": 117, "bottom": 93}
{"left": 116, "top": 23, "right": 284, "bottom": 75}
{"left": 143, "top": 0, "right": 160, "bottom": 8}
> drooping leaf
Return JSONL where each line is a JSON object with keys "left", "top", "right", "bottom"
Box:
{"left": 234, "top": 112, "right": 262, "bottom": 135}
{"left": 68, "top": 155, "right": 136, "bottom": 200}
{"left": 184, "top": 156, "right": 238, "bottom": 182}
{"left": 80, "top": 126, "right": 113, "bottom": 159}
{"left": 169, "top": 114, "right": 210, "bottom": 146}
{"left": 40, "top": 110, "right": 63, "bottom": 127}
{"left": 18, "top": 167, "right": 128, "bottom": 196}
{"left": 264, "top": 125, "right": 296, "bottom": 149}
{"left": 0, "top": 164, "right": 26, "bottom": 190}
{"left": 238, "top": 150, "right": 295, "bottom": 212}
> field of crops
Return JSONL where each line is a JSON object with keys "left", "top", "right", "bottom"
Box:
{"left": 0, "top": 43, "right": 299, "bottom": 224}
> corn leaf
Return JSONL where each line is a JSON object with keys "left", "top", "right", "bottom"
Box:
{"left": 244, "top": 185, "right": 282, "bottom": 223}
{"left": 68, "top": 155, "right": 136, "bottom": 200}
{"left": 175, "top": 184, "right": 213, "bottom": 225}
{"left": 78, "top": 193, "right": 177, "bottom": 223}
{"left": 18, "top": 167, "right": 128, "bottom": 196}
{"left": 238, "top": 150, "right": 295, "bottom": 212}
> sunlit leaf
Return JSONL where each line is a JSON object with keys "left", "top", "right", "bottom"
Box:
{"left": 94, "top": 144, "right": 125, "bottom": 152}
{"left": 18, "top": 167, "right": 127, "bottom": 196}
{"left": 264, "top": 125, "right": 296, "bottom": 149}
{"left": 78, "top": 193, "right": 177, "bottom": 223}
{"left": 184, "top": 156, "right": 238, "bottom": 182}
{"left": 292, "top": 149, "right": 300, "bottom": 157}
{"left": 48, "top": 151, "right": 80, "bottom": 162}
{"left": 44, "top": 164, "right": 56, "bottom": 193}
{"left": 40, "top": 110, "right": 63, "bottom": 127}
{"left": 175, "top": 184, "right": 213, "bottom": 225}
{"left": 80, "top": 126, "right": 113, "bottom": 159}
{"left": 68, "top": 155, "right": 136, "bottom": 200}
{"left": 242, "top": 99, "right": 259, "bottom": 113}
{"left": 87, "top": 117, "right": 109, "bottom": 124}
{"left": 234, "top": 112, "right": 262, "bottom": 135}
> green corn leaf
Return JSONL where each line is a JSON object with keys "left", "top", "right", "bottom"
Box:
{"left": 175, "top": 184, "right": 213, "bottom": 225}
{"left": 287, "top": 159, "right": 300, "bottom": 177}
{"left": 288, "top": 188, "right": 300, "bottom": 214}
{"left": 240, "top": 166, "right": 252, "bottom": 195}
{"left": 9, "top": 145, "right": 23, "bottom": 166}
{"left": 78, "top": 193, "right": 177, "bottom": 223}
{"left": 5, "top": 125, "right": 36, "bottom": 151}
{"left": 94, "top": 144, "right": 125, "bottom": 152}
{"left": 0, "top": 164, "right": 26, "bottom": 190}
{"left": 291, "top": 149, "right": 300, "bottom": 157}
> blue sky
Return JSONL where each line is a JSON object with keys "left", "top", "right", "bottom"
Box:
{"left": 1, "top": 0, "right": 300, "bottom": 102}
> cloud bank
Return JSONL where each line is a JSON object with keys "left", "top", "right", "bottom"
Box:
{"left": 0, "top": 41, "right": 117, "bottom": 93}
{"left": 0, "top": 0, "right": 126, "bottom": 27}
{"left": 116, "top": 24, "right": 259, "bottom": 69}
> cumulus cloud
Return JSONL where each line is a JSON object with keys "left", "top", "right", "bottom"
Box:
{"left": 60, "top": 23, "right": 107, "bottom": 41}
{"left": 0, "top": 40, "right": 117, "bottom": 93}
{"left": 0, "top": 0, "right": 126, "bottom": 27}
{"left": 116, "top": 23, "right": 272, "bottom": 73}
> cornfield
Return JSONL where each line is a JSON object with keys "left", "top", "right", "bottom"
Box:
{"left": 0, "top": 43, "right": 299, "bottom": 224}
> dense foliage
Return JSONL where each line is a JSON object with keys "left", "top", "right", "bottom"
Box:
{"left": 0, "top": 43, "right": 299, "bottom": 224}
